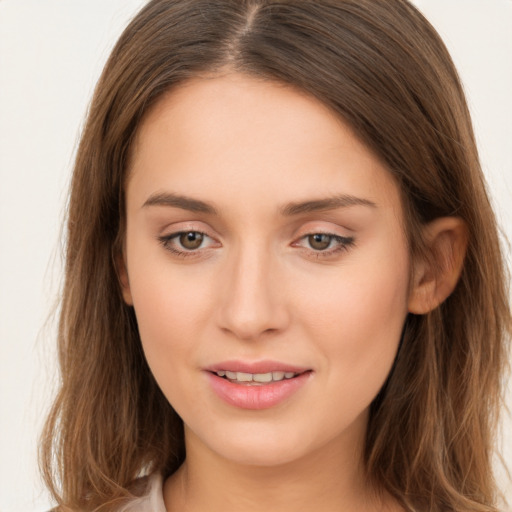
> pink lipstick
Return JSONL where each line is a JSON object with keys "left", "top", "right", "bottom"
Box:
{"left": 205, "top": 360, "right": 312, "bottom": 410}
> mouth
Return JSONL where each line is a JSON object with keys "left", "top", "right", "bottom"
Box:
{"left": 212, "top": 370, "right": 307, "bottom": 385}
{"left": 205, "top": 361, "right": 312, "bottom": 409}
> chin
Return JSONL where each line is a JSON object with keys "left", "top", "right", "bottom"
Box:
{"left": 218, "top": 441, "right": 309, "bottom": 468}
{"left": 194, "top": 421, "right": 343, "bottom": 468}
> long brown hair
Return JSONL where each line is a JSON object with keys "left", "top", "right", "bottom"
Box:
{"left": 40, "top": 1, "right": 511, "bottom": 510}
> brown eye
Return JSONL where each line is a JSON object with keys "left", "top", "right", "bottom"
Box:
{"left": 308, "top": 234, "right": 332, "bottom": 250}
{"left": 179, "top": 232, "right": 204, "bottom": 250}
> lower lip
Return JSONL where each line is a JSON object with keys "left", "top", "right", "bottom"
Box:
{"left": 206, "top": 372, "right": 311, "bottom": 410}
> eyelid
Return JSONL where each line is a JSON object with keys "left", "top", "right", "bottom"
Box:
{"left": 157, "top": 227, "right": 221, "bottom": 258}
{"left": 156, "top": 219, "right": 215, "bottom": 236}
{"left": 293, "top": 232, "right": 354, "bottom": 248}
{"left": 156, "top": 221, "right": 355, "bottom": 260}
{"left": 291, "top": 227, "right": 356, "bottom": 259}
{"left": 292, "top": 218, "right": 355, "bottom": 234}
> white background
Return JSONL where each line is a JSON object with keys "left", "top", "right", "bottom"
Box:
{"left": 0, "top": 1, "right": 511, "bottom": 511}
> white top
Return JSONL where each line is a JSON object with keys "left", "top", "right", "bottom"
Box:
{"left": 119, "top": 473, "right": 166, "bottom": 512}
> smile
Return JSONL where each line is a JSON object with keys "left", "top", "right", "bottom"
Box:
{"left": 215, "top": 370, "right": 299, "bottom": 384}
{"left": 206, "top": 362, "right": 312, "bottom": 410}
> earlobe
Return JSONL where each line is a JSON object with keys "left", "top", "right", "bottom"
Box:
{"left": 116, "top": 252, "right": 134, "bottom": 305}
{"left": 408, "top": 217, "right": 468, "bottom": 315}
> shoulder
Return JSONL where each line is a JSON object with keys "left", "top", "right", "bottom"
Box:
{"left": 44, "top": 474, "right": 165, "bottom": 512}
{"left": 117, "top": 473, "right": 166, "bottom": 512}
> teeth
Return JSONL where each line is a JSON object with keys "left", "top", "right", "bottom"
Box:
{"left": 253, "top": 372, "right": 272, "bottom": 383}
{"left": 216, "top": 370, "right": 299, "bottom": 382}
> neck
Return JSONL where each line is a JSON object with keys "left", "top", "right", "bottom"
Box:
{"left": 163, "top": 419, "right": 396, "bottom": 512}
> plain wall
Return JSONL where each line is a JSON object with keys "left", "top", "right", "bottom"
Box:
{"left": 0, "top": 1, "right": 510, "bottom": 511}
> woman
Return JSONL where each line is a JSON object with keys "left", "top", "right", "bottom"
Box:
{"left": 40, "top": 1, "right": 511, "bottom": 511}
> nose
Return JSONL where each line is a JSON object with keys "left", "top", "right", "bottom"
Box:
{"left": 216, "top": 244, "right": 290, "bottom": 341}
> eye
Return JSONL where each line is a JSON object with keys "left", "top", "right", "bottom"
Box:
{"left": 307, "top": 233, "right": 333, "bottom": 251}
{"left": 293, "top": 232, "right": 355, "bottom": 257}
{"left": 158, "top": 230, "right": 218, "bottom": 256}
{"left": 178, "top": 231, "right": 204, "bottom": 250}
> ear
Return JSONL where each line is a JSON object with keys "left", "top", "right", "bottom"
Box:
{"left": 116, "top": 251, "right": 134, "bottom": 305}
{"left": 408, "top": 217, "right": 468, "bottom": 315}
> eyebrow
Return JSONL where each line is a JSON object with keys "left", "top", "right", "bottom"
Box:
{"left": 280, "top": 195, "right": 377, "bottom": 216}
{"left": 142, "top": 192, "right": 377, "bottom": 216}
{"left": 142, "top": 192, "right": 218, "bottom": 214}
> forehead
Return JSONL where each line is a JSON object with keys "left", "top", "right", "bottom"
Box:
{"left": 127, "top": 73, "right": 402, "bottom": 216}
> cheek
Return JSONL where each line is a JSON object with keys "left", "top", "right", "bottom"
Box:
{"left": 129, "top": 279, "right": 210, "bottom": 417}
{"left": 124, "top": 240, "right": 216, "bottom": 387}
{"left": 298, "top": 240, "right": 410, "bottom": 400}
{"left": 126, "top": 224, "right": 212, "bottom": 333}
{"left": 302, "top": 241, "right": 409, "bottom": 334}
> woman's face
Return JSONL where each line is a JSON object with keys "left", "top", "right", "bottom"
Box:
{"left": 122, "top": 73, "right": 412, "bottom": 467}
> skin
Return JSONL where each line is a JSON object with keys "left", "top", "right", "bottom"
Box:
{"left": 120, "top": 73, "right": 466, "bottom": 512}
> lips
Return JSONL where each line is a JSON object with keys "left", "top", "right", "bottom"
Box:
{"left": 205, "top": 360, "right": 312, "bottom": 410}
{"left": 206, "top": 360, "right": 309, "bottom": 375}
{"left": 216, "top": 370, "right": 299, "bottom": 384}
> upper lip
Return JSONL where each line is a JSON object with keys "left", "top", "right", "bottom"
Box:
{"left": 205, "top": 360, "right": 311, "bottom": 374}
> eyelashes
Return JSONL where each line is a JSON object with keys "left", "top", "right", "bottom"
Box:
{"left": 158, "top": 231, "right": 219, "bottom": 258}
{"left": 292, "top": 233, "right": 355, "bottom": 258}
{"left": 158, "top": 230, "right": 355, "bottom": 260}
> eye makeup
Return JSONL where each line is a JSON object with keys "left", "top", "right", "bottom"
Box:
{"left": 157, "top": 230, "right": 219, "bottom": 259}
{"left": 157, "top": 229, "right": 355, "bottom": 261}
{"left": 293, "top": 233, "right": 355, "bottom": 260}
